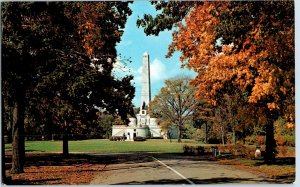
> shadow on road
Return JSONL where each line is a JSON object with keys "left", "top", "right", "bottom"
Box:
{"left": 5, "top": 152, "right": 295, "bottom": 184}
{"left": 114, "top": 177, "right": 273, "bottom": 185}
{"left": 252, "top": 157, "right": 295, "bottom": 166}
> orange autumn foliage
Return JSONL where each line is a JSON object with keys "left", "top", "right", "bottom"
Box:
{"left": 65, "top": 2, "right": 130, "bottom": 58}
{"left": 74, "top": 3, "right": 106, "bottom": 57}
{"left": 167, "top": 1, "right": 294, "bottom": 117}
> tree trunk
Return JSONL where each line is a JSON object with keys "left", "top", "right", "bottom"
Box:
{"left": 62, "top": 134, "right": 69, "bottom": 158}
{"left": 11, "top": 97, "right": 25, "bottom": 174}
{"left": 62, "top": 121, "right": 69, "bottom": 158}
{"left": 177, "top": 124, "right": 182, "bottom": 143}
{"left": 242, "top": 131, "right": 246, "bottom": 144}
{"left": 265, "top": 121, "right": 276, "bottom": 163}
{"left": 232, "top": 128, "right": 236, "bottom": 145}
{"left": 1, "top": 97, "right": 7, "bottom": 183}
{"left": 168, "top": 130, "right": 172, "bottom": 143}
{"left": 204, "top": 123, "right": 208, "bottom": 144}
{"left": 8, "top": 107, "right": 13, "bottom": 143}
{"left": 221, "top": 126, "right": 225, "bottom": 146}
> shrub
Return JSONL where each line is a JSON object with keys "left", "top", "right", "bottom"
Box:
{"left": 134, "top": 136, "right": 146, "bottom": 141}
{"left": 110, "top": 136, "right": 125, "bottom": 141}
{"left": 183, "top": 145, "right": 206, "bottom": 155}
{"left": 193, "top": 129, "right": 205, "bottom": 142}
{"left": 196, "top": 146, "right": 205, "bottom": 155}
{"left": 183, "top": 145, "right": 193, "bottom": 155}
{"left": 277, "top": 146, "right": 295, "bottom": 157}
{"left": 277, "top": 146, "right": 288, "bottom": 157}
{"left": 285, "top": 135, "right": 295, "bottom": 147}
{"left": 275, "top": 134, "right": 295, "bottom": 147}
{"left": 204, "top": 146, "right": 211, "bottom": 153}
{"left": 275, "top": 135, "right": 286, "bottom": 146}
{"left": 149, "top": 137, "right": 163, "bottom": 139}
{"left": 217, "top": 144, "right": 256, "bottom": 158}
{"left": 245, "top": 135, "right": 256, "bottom": 145}
{"left": 256, "top": 136, "right": 265, "bottom": 146}
{"left": 245, "top": 135, "right": 266, "bottom": 146}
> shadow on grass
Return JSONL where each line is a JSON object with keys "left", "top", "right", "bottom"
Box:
{"left": 26, "top": 150, "right": 46, "bottom": 153}
{"left": 249, "top": 157, "right": 295, "bottom": 166}
{"left": 5, "top": 152, "right": 157, "bottom": 169}
{"left": 147, "top": 152, "right": 218, "bottom": 161}
{"left": 5, "top": 152, "right": 295, "bottom": 169}
{"left": 272, "top": 157, "right": 295, "bottom": 165}
{"left": 5, "top": 152, "right": 295, "bottom": 184}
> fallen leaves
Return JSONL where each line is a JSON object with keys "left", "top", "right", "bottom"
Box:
{"left": 7, "top": 164, "right": 106, "bottom": 185}
{"left": 5, "top": 153, "right": 107, "bottom": 185}
{"left": 217, "top": 158, "right": 295, "bottom": 183}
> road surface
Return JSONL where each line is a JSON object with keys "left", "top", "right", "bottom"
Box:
{"left": 90, "top": 153, "right": 274, "bottom": 185}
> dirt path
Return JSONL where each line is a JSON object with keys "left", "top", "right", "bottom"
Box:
{"left": 90, "top": 153, "right": 274, "bottom": 184}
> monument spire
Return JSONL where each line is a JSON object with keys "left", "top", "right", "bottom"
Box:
{"left": 140, "top": 52, "right": 151, "bottom": 110}
{"left": 112, "top": 52, "right": 162, "bottom": 140}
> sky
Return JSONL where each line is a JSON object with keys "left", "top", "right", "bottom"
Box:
{"left": 114, "top": 1, "right": 196, "bottom": 107}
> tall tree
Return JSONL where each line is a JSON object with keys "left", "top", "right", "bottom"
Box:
{"left": 33, "top": 2, "right": 134, "bottom": 158}
{"left": 2, "top": 2, "right": 65, "bottom": 173}
{"left": 2, "top": 1, "right": 134, "bottom": 173}
{"left": 139, "top": 1, "right": 294, "bottom": 163}
{"left": 150, "top": 77, "right": 197, "bottom": 142}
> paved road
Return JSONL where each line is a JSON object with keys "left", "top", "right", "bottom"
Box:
{"left": 90, "top": 153, "right": 274, "bottom": 185}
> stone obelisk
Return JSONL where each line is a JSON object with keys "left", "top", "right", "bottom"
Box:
{"left": 140, "top": 52, "right": 151, "bottom": 110}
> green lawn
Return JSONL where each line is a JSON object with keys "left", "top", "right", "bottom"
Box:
{"left": 5, "top": 139, "right": 201, "bottom": 153}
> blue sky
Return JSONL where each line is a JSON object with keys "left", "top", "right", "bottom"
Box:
{"left": 114, "top": 1, "right": 196, "bottom": 107}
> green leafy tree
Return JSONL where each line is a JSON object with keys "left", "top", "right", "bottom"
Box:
{"left": 137, "top": 1, "right": 196, "bottom": 36}
{"left": 2, "top": 2, "right": 71, "bottom": 173}
{"left": 97, "top": 114, "right": 115, "bottom": 139}
{"left": 182, "top": 120, "right": 196, "bottom": 139}
{"left": 150, "top": 77, "right": 197, "bottom": 142}
{"left": 2, "top": 1, "right": 134, "bottom": 173}
{"left": 85, "top": 113, "right": 115, "bottom": 139}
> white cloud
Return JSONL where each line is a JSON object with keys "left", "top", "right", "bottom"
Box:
{"left": 133, "top": 58, "right": 167, "bottom": 84}
{"left": 132, "top": 73, "right": 141, "bottom": 87}
{"left": 150, "top": 58, "right": 167, "bottom": 81}
{"left": 138, "top": 66, "right": 143, "bottom": 74}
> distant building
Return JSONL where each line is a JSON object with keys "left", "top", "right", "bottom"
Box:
{"left": 112, "top": 52, "right": 162, "bottom": 140}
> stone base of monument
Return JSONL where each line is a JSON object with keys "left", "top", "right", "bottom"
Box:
{"left": 125, "top": 139, "right": 134, "bottom": 142}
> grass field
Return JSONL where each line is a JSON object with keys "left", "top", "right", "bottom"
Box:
{"left": 5, "top": 139, "right": 201, "bottom": 153}
{"left": 4, "top": 139, "right": 295, "bottom": 184}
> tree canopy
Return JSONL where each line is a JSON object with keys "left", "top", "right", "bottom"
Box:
{"left": 2, "top": 1, "right": 134, "bottom": 173}
{"left": 150, "top": 76, "right": 197, "bottom": 142}
{"left": 138, "top": 1, "right": 294, "bottom": 162}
